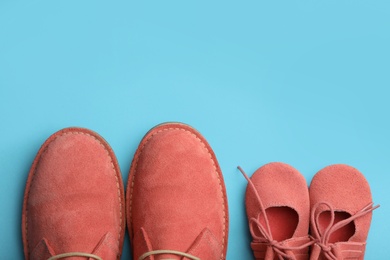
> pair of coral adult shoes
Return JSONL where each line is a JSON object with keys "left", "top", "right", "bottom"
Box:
{"left": 22, "top": 122, "right": 377, "bottom": 260}
{"left": 239, "top": 162, "right": 379, "bottom": 260}
{"left": 22, "top": 123, "right": 228, "bottom": 260}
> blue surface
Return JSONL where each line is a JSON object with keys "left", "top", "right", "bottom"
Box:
{"left": 0, "top": 1, "right": 389, "bottom": 259}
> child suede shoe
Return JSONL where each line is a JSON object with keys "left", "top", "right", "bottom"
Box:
{"left": 309, "top": 164, "right": 379, "bottom": 260}
{"left": 126, "top": 122, "right": 229, "bottom": 260}
{"left": 22, "top": 128, "right": 125, "bottom": 260}
{"left": 239, "top": 163, "right": 313, "bottom": 260}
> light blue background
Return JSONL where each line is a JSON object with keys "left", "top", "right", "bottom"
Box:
{"left": 0, "top": 0, "right": 388, "bottom": 259}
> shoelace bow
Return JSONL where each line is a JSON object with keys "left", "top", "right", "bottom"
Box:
{"left": 310, "top": 201, "right": 379, "bottom": 260}
{"left": 48, "top": 252, "right": 102, "bottom": 260}
{"left": 238, "top": 166, "right": 315, "bottom": 260}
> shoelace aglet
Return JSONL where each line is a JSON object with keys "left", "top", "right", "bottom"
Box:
{"left": 237, "top": 166, "right": 251, "bottom": 183}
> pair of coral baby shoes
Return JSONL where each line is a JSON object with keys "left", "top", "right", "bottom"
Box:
{"left": 22, "top": 123, "right": 228, "bottom": 260}
{"left": 239, "top": 163, "right": 379, "bottom": 260}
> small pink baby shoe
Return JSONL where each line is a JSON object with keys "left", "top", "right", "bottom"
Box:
{"left": 239, "top": 162, "right": 313, "bottom": 260}
{"left": 22, "top": 128, "right": 125, "bottom": 260}
{"left": 126, "top": 122, "right": 229, "bottom": 260}
{"left": 309, "top": 164, "right": 379, "bottom": 260}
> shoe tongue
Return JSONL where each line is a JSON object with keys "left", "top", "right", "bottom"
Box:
{"left": 30, "top": 233, "right": 116, "bottom": 260}
{"left": 137, "top": 227, "right": 221, "bottom": 260}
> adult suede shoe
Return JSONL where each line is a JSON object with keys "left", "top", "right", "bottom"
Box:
{"left": 126, "top": 122, "right": 229, "bottom": 260}
{"left": 238, "top": 163, "right": 313, "bottom": 260}
{"left": 309, "top": 164, "right": 379, "bottom": 260}
{"left": 22, "top": 127, "right": 125, "bottom": 260}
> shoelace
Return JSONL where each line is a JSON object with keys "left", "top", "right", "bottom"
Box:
{"left": 310, "top": 201, "right": 380, "bottom": 260}
{"left": 139, "top": 249, "right": 200, "bottom": 260}
{"left": 48, "top": 252, "right": 102, "bottom": 260}
{"left": 238, "top": 166, "right": 315, "bottom": 260}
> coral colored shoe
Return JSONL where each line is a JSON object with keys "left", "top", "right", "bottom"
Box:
{"left": 22, "top": 128, "right": 125, "bottom": 260}
{"left": 309, "top": 164, "right": 379, "bottom": 260}
{"left": 238, "top": 163, "right": 313, "bottom": 260}
{"left": 126, "top": 122, "right": 229, "bottom": 260}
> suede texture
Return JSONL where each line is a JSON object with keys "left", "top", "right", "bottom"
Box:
{"left": 22, "top": 128, "right": 125, "bottom": 260}
{"left": 309, "top": 164, "right": 375, "bottom": 260}
{"left": 126, "top": 122, "right": 229, "bottom": 260}
{"left": 245, "top": 162, "right": 310, "bottom": 260}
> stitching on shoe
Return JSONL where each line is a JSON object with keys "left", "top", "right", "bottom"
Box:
{"left": 25, "top": 131, "right": 122, "bottom": 258}
{"left": 129, "top": 126, "right": 227, "bottom": 260}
